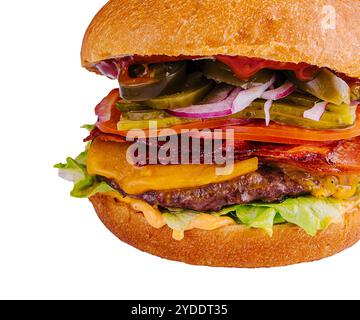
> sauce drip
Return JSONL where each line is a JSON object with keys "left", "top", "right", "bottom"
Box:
{"left": 99, "top": 55, "right": 321, "bottom": 83}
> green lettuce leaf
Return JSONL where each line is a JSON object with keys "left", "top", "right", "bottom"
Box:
{"left": 162, "top": 210, "right": 196, "bottom": 232}
{"left": 81, "top": 124, "right": 96, "bottom": 132}
{"left": 235, "top": 207, "right": 277, "bottom": 236}
{"left": 161, "top": 195, "right": 349, "bottom": 237}
{"left": 54, "top": 149, "right": 114, "bottom": 198}
{"left": 217, "top": 196, "right": 344, "bottom": 236}
{"left": 256, "top": 197, "right": 343, "bottom": 236}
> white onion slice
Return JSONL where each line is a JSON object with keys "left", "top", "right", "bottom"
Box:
{"left": 264, "top": 100, "right": 273, "bottom": 126}
{"left": 58, "top": 169, "right": 84, "bottom": 183}
{"left": 232, "top": 75, "right": 276, "bottom": 113}
{"left": 169, "top": 88, "right": 242, "bottom": 119}
{"left": 304, "top": 101, "right": 328, "bottom": 121}
{"left": 261, "top": 81, "right": 296, "bottom": 100}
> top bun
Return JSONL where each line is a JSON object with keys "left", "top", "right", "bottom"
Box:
{"left": 81, "top": 0, "right": 360, "bottom": 78}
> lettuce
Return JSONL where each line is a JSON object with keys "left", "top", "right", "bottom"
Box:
{"left": 81, "top": 124, "right": 96, "bottom": 132}
{"left": 235, "top": 207, "right": 278, "bottom": 236}
{"left": 214, "top": 196, "right": 345, "bottom": 236}
{"left": 257, "top": 197, "right": 343, "bottom": 236}
{"left": 54, "top": 148, "right": 114, "bottom": 198}
{"left": 163, "top": 210, "right": 196, "bottom": 232}
{"left": 160, "top": 196, "right": 348, "bottom": 237}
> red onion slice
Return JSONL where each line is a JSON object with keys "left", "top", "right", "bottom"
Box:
{"left": 96, "top": 61, "right": 119, "bottom": 80}
{"left": 264, "top": 100, "right": 273, "bottom": 126}
{"left": 304, "top": 101, "right": 328, "bottom": 121}
{"left": 232, "top": 75, "right": 276, "bottom": 113}
{"left": 350, "top": 101, "right": 359, "bottom": 107}
{"left": 261, "top": 81, "right": 296, "bottom": 100}
{"left": 169, "top": 88, "right": 242, "bottom": 119}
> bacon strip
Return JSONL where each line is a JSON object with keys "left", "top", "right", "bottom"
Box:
{"left": 84, "top": 127, "right": 125, "bottom": 143}
{"left": 237, "top": 139, "right": 360, "bottom": 174}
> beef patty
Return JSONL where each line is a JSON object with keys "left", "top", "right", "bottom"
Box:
{"left": 106, "top": 167, "right": 308, "bottom": 212}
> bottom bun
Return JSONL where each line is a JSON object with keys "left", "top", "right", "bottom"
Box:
{"left": 90, "top": 193, "right": 360, "bottom": 268}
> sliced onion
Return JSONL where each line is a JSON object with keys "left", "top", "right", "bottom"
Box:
{"left": 169, "top": 88, "right": 242, "bottom": 119}
{"left": 232, "top": 75, "right": 276, "bottom": 113}
{"left": 264, "top": 100, "right": 273, "bottom": 126}
{"left": 96, "top": 61, "right": 118, "bottom": 80}
{"left": 304, "top": 101, "right": 328, "bottom": 121}
{"left": 261, "top": 81, "right": 296, "bottom": 100}
{"left": 58, "top": 169, "right": 83, "bottom": 183}
{"left": 350, "top": 101, "right": 360, "bottom": 107}
{"left": 200, "top": 84, "right": 234, "bottom": 104}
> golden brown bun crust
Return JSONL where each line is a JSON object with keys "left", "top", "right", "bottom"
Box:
{"left": 81, "top": 0, "right": 360, "bottom": 78}
{"left": 90, "top": 193, "right": 360, "bottom": 268}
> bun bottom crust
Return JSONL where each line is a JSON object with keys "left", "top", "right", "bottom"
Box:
{"left": 90, "top": 193, "right": 360, "bottom": 268}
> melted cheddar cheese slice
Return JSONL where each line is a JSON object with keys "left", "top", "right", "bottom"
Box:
{"left": 87, "top": 138, "right": 258, "bottom": 194}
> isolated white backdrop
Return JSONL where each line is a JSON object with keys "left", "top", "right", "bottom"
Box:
{"left": 0, "top": 0, "right": 359, "bottom": 300}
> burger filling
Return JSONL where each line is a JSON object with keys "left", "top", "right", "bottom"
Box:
{"left": 56, "top": 55, "right": 360, "bottom": 240}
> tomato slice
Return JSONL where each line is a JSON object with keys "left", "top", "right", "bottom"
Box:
{"left": 96, "top": 90, "right": 360, "bottom": 144}
{"left": 227, "top": 116, "right": 360, "bottom": 143}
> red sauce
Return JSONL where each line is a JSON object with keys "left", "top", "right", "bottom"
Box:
{"left": 113, "top": 55, "right": 321, "bottom": 82}
{"left": 216, "top": 55, "right": 320, "bottom": 81}
{"left": 335, "top": 72, "right": 360, "bottom": 85}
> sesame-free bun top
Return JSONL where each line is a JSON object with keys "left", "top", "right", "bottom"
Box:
{"left": 81, "top": 0, "right": 360, "bottom": 79}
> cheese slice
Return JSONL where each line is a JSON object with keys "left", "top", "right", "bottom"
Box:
{"left": 87, "top": 139, "right": 258, "bottom": 194}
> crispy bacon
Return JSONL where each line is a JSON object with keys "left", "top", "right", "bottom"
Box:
{"left": 326, "top": 138, "right": 360, "bottom": 173}
{"left": 95, "top": 89, "right": 119, "bottom": 123}
{"left": 236, "top": 139, "right": 360, "bottom": 174}
{"left": 84, "top": 127, "right": 125, "bottom": 143}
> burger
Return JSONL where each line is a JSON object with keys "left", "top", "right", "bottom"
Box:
{"left": 56, "top": 0, "right": 360, "bottom": 267}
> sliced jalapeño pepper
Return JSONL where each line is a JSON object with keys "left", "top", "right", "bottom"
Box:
{"left": 115, "top": 101, "right": 150, "bottom": 112}
{"left": 196, "top": 60, "right": 273, "bottom": 87}
{"left": 144, "top": 73, "right": 214, "bottom": 109}
{"left": 118, "top": 62, "right": 187, "bottom": 101}
{"left": 289, "top": 69, "right": 351, "bottom": 105}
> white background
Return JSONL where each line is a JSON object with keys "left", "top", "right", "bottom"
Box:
{"left": 0, "top": 0, "right": 359, "bottom": 300}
